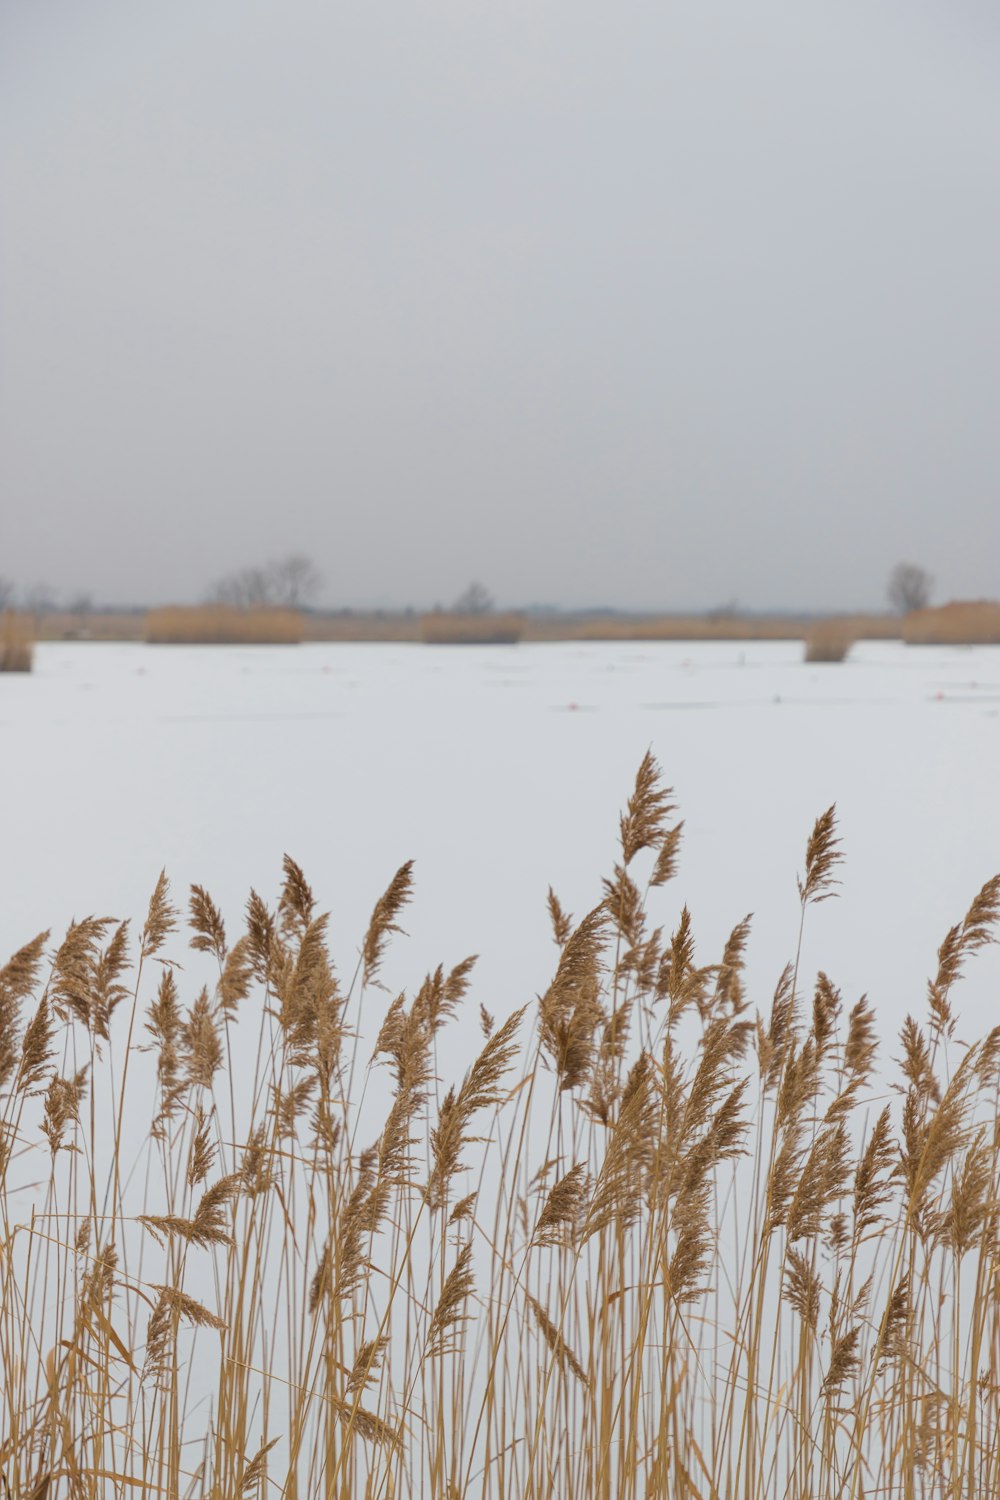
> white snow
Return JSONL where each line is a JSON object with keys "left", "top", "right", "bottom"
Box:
{"left": 3, "top": 637, "right": 999, "bottom": 1063}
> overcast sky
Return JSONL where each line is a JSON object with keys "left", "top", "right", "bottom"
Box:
{"left": 1, "top": 0, "right": 998, "bottom": 612}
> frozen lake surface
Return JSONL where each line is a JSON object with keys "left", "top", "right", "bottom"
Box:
{"left": 3, "top": 636, "right": 1000, "bottom": 1498}
{"left": 4, "top": 638, "right": 1000, "bottom": 1054}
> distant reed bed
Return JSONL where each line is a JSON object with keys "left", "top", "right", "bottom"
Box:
{"left": 4, "top": 760, "right": 1000, "bottom": 1497}
{"left": 30, "top": 609, "right": 912, "bottom": 647}
{"left": 420, "top": 611, "right": 525, "bottom": 644}
{"left": 0, "top": 610, "right": 34, "bottom": 671}
{"left": 903, "top": 600, "right": 1000, "bottom": 645}
{"left": 144, "top": 605, "right": 304, "bottom": 645}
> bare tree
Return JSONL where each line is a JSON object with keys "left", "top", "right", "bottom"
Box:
{"left": 453, "top": 581, "right": 494, "bottom": 615}
{"left": 211, "top": 566, "right": 273, "bottom": 608}
{"left": 0, "top": 577, "right": 15, "bottom": 611}
{"left": 887, "top": 563, "right": 933, "bottom": 614}
{"left": 210, "top": 555, "right": 322, "bottom": 609}
{"left": 268, "top": 554, "right": 323, "bottom": 608}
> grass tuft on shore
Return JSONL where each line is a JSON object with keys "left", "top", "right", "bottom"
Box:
{"left": 804, "top": 619, "right": 856, "bottom": 662}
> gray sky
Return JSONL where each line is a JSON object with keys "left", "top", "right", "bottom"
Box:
{"left": 2, "top": 0, "right": 998, "bottom": 612}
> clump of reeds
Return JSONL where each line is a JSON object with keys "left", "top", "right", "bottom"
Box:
{"left": 144, "top": 605, "right": 304, "bottom": 645}
{"left": 0, "top": 610, "right": 33, "bottom": 671}
{"left": 420, "top": 611, "right": 524, "bottom": 644}
{"left": 903, "top": 599, "right": 1000, "bottom": 645}
{"left": 3, "top": 765, "right": 1000, "bottom": 1498}
{"left": 804, "top": 618, "right": 856, "bottom": 662}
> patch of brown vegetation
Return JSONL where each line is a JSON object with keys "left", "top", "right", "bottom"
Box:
{"left": 902, "top": 600, "right": 1000, "bottom": 645}
{"left": 144, "top": 605, "right": 304, "bottom": 644}
{"left": 804, "top": 619, "right": 856, "bottom": 663}
{"left": 0, "top": 610, "right": 33, "bottom": 671}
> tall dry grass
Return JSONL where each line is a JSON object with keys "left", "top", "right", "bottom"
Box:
{"left": 2, "top": 761, "right": 1000, "bottom": 1497}
{"left": 144, "top": 606, "right": 304, "bottom": 645}
{"left": 0, "top": 611, "right": 34, "bottom": 671}
{"left": 903, "top": 601, "right": 1000, "bottom": 645}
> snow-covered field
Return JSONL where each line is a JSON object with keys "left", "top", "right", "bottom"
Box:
{"left": 4, "top": 638, "right": 1000, "bottom": 1058}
